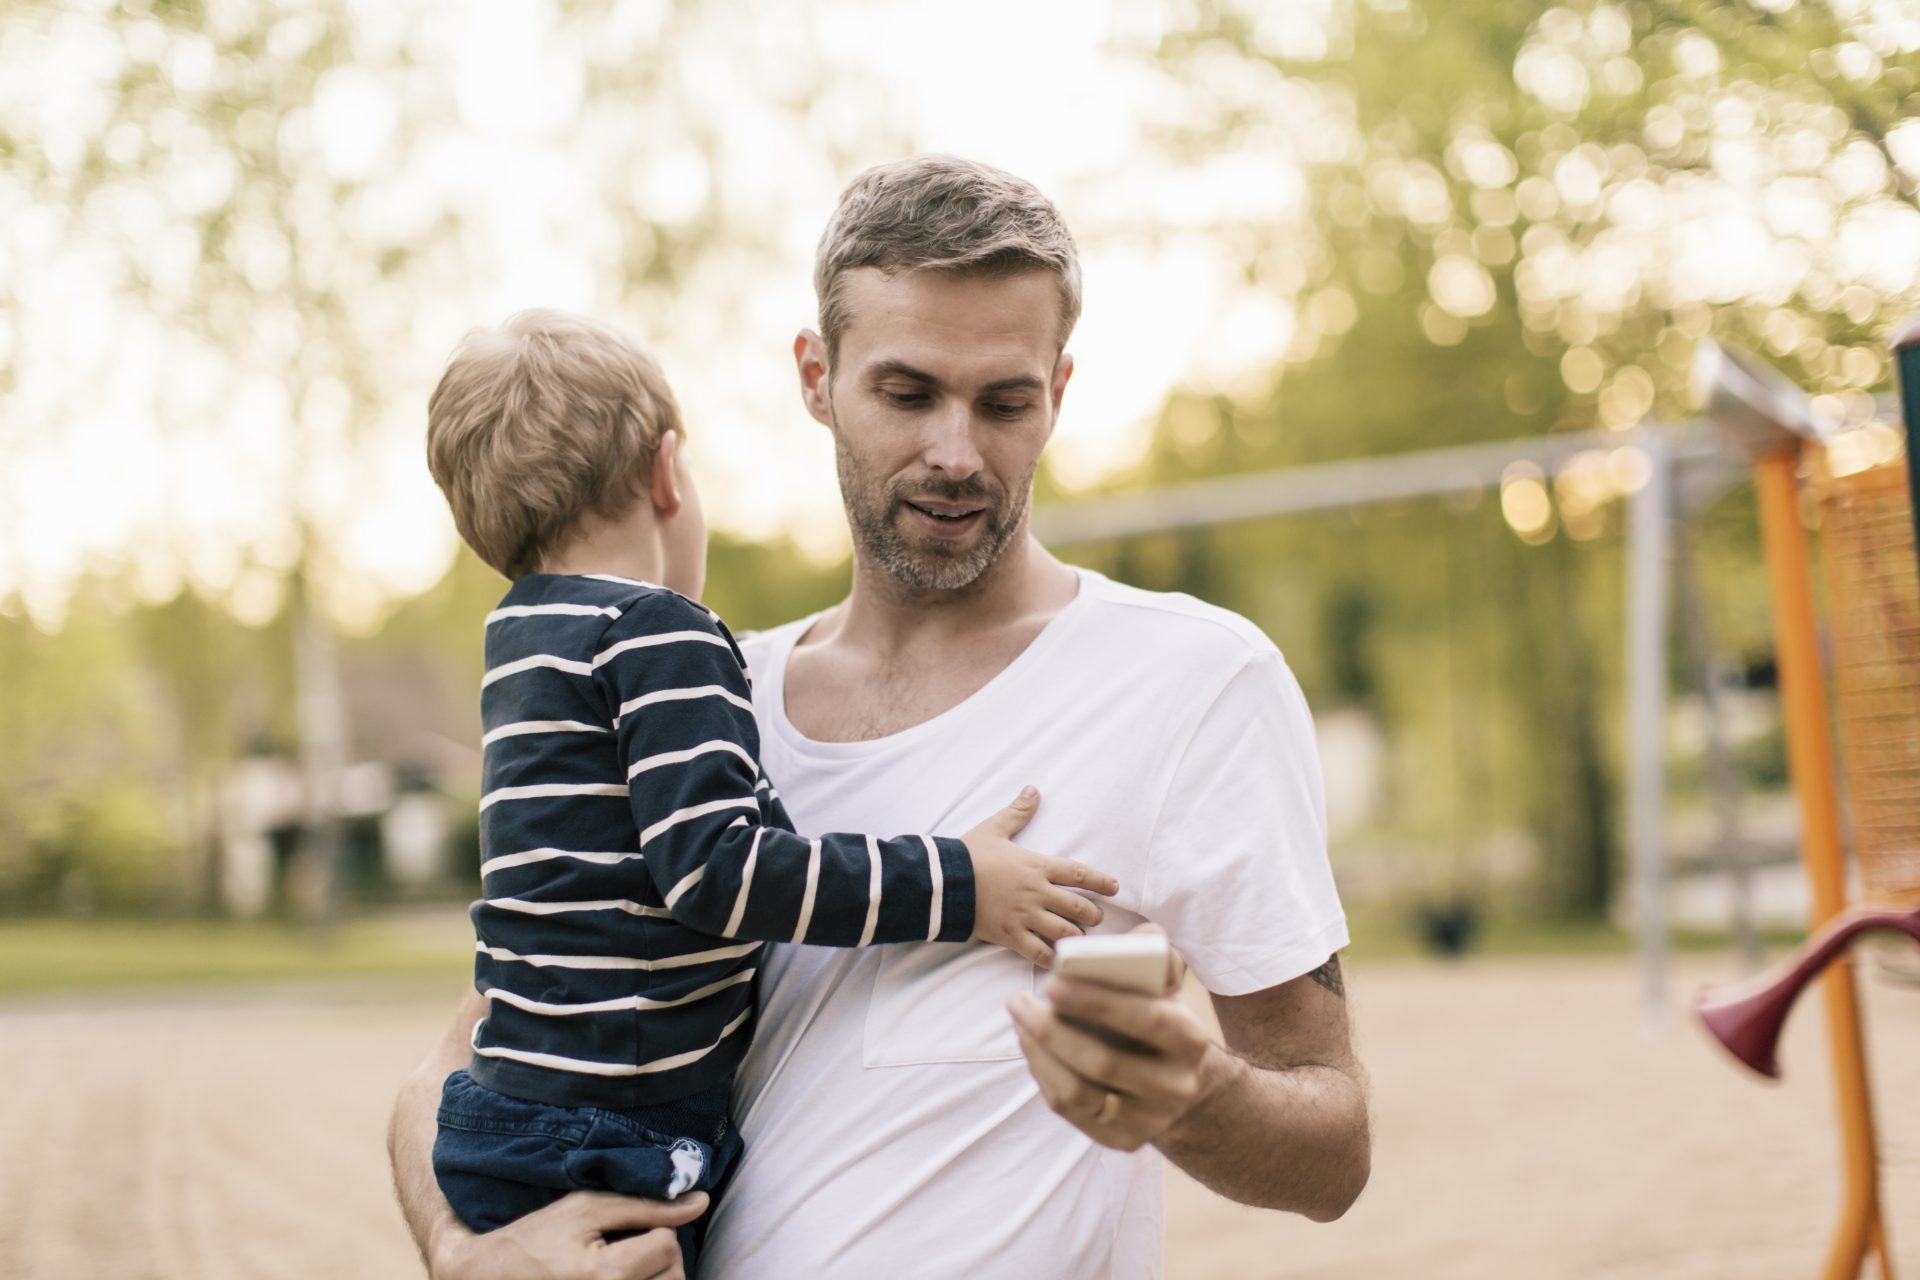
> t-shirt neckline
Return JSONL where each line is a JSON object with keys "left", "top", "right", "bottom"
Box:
{"left": 761, "top": 566, "right": 1096, "bottom": 760}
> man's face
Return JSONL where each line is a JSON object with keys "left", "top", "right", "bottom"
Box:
{"left": 801, "top": 268, "right": 1071, "bottom": 591}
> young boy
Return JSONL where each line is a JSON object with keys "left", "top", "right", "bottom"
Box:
{"left": 423, "top": 309, "right": 1116, "bottom": 1270}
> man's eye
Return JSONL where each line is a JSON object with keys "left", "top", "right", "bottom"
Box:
{"left": 883, "top": 390, "right": 928, "bottom": 407}
{"left": 988, "top": 402, "right": 1031, "bottom": 418}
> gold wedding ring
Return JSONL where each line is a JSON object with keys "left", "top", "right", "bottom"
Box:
{"left": 1097, "top": 1090, "right": 1122, "bottom": 1125}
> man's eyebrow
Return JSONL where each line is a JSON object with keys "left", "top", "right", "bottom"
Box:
{"left": 867, "top": 359, "right": 940, "bottom": 386}
{"left": 865, "top": 361, "right": 1046, "bottom": 396}
{"left": 980, "top": 375, "right": 1046, "bottom": 395}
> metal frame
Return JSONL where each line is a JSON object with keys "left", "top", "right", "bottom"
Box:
{"left": 1033, "top": 422, "right": 1749, "bottom": 1027}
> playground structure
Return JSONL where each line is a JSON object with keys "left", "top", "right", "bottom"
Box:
{"left": 1036, "top": 393, "right": 1751, "bottom": 1025}
{"left": 1692, "top": 329, "right": 1920, "bottom": 1280}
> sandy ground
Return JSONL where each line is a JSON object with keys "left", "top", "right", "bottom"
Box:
{"left": 0, "top": 954, "right": 1915, "bottom": 1279}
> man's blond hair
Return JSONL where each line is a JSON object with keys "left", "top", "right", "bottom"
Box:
{"left": 426, "top": 309, "right": 682, "bottom": 579}
{"left": 813, "top": 155, "right": 1082, "bottom": 362}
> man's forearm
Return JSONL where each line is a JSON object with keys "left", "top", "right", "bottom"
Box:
{"left": 1155, "top": 1043, "right": 1370, "bottom": 1220}
{"left": 388, "top": 986, "right": 483, "bottom": 1275}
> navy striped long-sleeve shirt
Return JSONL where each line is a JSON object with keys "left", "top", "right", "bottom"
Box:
{"left": 467, "top": 573, "right": 976, "bottom": 1110}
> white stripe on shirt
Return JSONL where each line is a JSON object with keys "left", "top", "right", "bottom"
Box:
{"left": 617, "top": 684, "right": 755, "bottom": 721}
{"left": 480, "top": 848, "right": 642, "bottom": 877}
{"left": 631, "top": 1006, "right": 752, "bottom": 1074}
{"left": 481, "top": 969, "right": 756, "bottom": 1017}
{"left": 481, "top": 653, "right": 594, "bottom": 687}
{"left": 639, "top": 796, "right": 759, "bottom": 847}
{"left": 723, "top": 828, "right": 762, "bottom": 937}
{"left": 592, "top": 630, "right": 733, "bottom": 670}
{"left": 922, "top": 835, "right": 944, "bottom": 941}
{"left": 475, "top": 940, "right": 758, "bottom": 971}
{"left": 858, "top": 835, "right": 883, "bottom": 947}
{"left": 790, "top": 839, "right": 821, "bottom": 943}
{"left": 663, "top": 865, "right": 704, "bottom": 909}
{"left": 628, "top": 739, "right": 757, "bottom": 780}
{"left": 482, "top": 719, "right": 611, "bottom": 746}
{"left": 584, "top": 573, "right": 664, "bottom": 588}
{"left": 486, "top": 603, "right": 622, "bottom": 624}
{"left": 484, "top": 897, "right": 674, "bottom": 919}
{"left": 471, "top": 1006, "right": 751, "bottom": 1077}
{"left": 479, "top": 782, "right": 627, "bottom": 812}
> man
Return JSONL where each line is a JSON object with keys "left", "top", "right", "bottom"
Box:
{"left": 390, "top": 154, "right": 1369, "bottom": 1279}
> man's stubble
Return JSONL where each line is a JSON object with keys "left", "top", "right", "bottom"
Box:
{"left": 828, "top": 398, "right": 1035, "bottom": 592}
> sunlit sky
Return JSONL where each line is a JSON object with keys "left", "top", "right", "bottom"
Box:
{"left": 4, "top": 0, "right": 1919, "bottom": 631}
{"left": 4, "top": 0, "right": 1315, "bottom": 631}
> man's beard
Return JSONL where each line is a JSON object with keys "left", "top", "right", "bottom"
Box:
{"left": 835, "top": 440, "right": 1032, "bottom": 591}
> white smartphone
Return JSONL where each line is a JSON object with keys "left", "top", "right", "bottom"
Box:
{"left": 1052, "top": 933, "right": 1170, "bottom": 995}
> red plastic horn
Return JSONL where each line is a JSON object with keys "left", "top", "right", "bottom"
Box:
{"left": 1696, "top": 907, "right": 1920, "bottom": 1079}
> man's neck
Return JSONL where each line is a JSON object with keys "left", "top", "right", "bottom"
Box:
{"left": 833, "top": 530, "right": 1078, "bottom": 657}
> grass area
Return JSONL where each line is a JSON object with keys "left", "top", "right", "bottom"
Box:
{"left": 0, "top": 911, "right": 474, "bottom": 1001}
{"left": 1340, "top": 901, "right": 1808, "bottom": 965}
{"left": 0, "top": 902, "right": 1805, "bottom": 1001}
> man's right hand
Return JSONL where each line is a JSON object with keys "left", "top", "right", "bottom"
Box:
{"left": 428, "top": 1191, "right": 707, "bottom": 1280}
{"left": 964, "top": 786, "right": 1119, "bottom": 967}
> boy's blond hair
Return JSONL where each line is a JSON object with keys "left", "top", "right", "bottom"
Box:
{"left": 426, "top": 309, "right": 682, "bottom": 579}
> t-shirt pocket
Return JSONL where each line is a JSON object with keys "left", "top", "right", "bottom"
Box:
{"left": 862, "top": 941, "right": 1038, "bottom": 1067}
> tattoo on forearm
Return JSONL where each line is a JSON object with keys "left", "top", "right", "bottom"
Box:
{"left": 1308, "top": 955, "right": 1345, "bottom": 999}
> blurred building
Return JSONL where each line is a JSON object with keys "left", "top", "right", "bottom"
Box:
{"left": 216, "top": 656, "right": 478, "bottom": 918}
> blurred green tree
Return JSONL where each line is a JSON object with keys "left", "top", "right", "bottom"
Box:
{"left": 0, "top": 0, "right": 897, "bottom": 914}
{"left": 1097, "top": 0, "right": 1920, "bottom": 917}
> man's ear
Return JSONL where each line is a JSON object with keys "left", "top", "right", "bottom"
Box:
{"left": 1052, "top": 351, "right": 1082, "bottom": 410}
{"left": 1048, "top": 352, "right": 1075, "bottom": 434}
{"left": 649, "top": 431, "right": 683, "bottom": 518}
{"left": 794, "top": 329, "right": 834, "bottom": 428}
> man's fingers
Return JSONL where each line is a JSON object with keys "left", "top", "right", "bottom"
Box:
{"left": 1013, "top": 1004, "right": 1162, "bottom": 1150}
{"left": 1046, "top": 857, "right": 1118, "bottom": 897}
{"left": 1044, "top": 977, "right": 1206, "bottom": 1061}
{"left": 980, "top": 785, "right": 1042, "bottom": 838}
{"left": 1013, "top": 992, "right": 1164, "bottom": 1094}
{"left": 599, "top": 1226, "right": 686, "bottom": 1280}
{"left": 567, "top": 1190, "right": 709, "bottom": 1233}
{"left": 1127, "top": 921, "right": 1186, "bottom": 993}
{"left": 1013, "top": 1018, "right": 1099, "bottom": 1115}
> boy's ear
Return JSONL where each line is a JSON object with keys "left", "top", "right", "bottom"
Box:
{"left": 649, "top": 431, "right": 683, "bottom": 518}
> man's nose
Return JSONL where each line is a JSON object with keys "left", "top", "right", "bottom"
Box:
{"left": 922, "top": 405, "right": 985, "bottom": 480}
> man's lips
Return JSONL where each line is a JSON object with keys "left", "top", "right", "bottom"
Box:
{"left": 902, "top": 499, "right": 987, "bottom": 537}
{"left": 905, "top": 499, "right": 985, "bottom": 519}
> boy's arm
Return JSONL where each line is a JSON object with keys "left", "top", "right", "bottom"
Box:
{"left": 593, "top": 594, "right": 974, "bottom": 946}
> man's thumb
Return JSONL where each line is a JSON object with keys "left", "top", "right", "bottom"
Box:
{"left": 986, "top": 785, "right": 1041, "bottom": 837}
{"left": 577, "top": 1189, "right": 710, "bottom": 1234}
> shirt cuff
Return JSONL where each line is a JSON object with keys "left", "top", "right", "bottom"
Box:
{"left": 933, "top": 835, "right": 974, "bottom": 942}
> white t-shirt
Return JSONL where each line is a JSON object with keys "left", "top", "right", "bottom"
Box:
{"left": 700, "top": 567, "right": 1348, "bottom": 1279}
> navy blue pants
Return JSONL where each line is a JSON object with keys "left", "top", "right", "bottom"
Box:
{"left": 434, "top": 1070, "right": 743, "bottom": 1276}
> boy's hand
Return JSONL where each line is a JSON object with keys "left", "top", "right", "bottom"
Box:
{"left": 963, "top": 786, "right": 1118, "bottom": 967}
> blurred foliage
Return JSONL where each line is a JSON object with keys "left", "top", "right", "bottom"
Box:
{"left": 5, "top": 0, "right": 1918, "bottom": 928}
{"left": 0, "top": 0, "right": 885, "bottom": 915}
{"left": 1082, "top": 0, "right": 1920, "bottom": 918}
{"left": 0, "top": 530, "right": 849, "bottom": 916}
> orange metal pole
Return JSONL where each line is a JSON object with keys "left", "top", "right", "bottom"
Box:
{"left": 1752, "top": 450, "right": 1889, "bottom": 1280}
